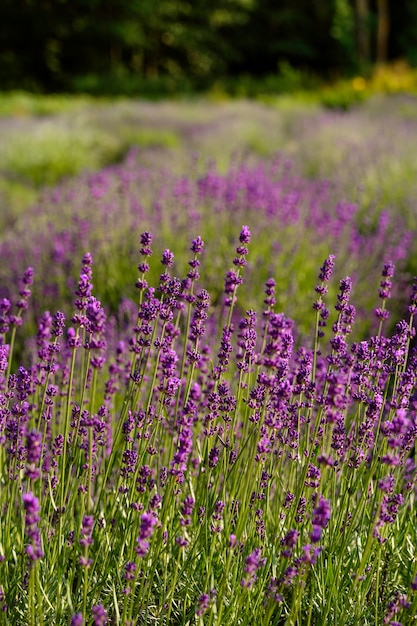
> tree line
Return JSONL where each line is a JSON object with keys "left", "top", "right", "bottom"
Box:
{"left": 1, "top": 0, "right": 416, "bottom": 93}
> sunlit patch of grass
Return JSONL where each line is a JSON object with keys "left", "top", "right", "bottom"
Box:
{"left": 0, "top": 91, "right": 98, "bottom": 117}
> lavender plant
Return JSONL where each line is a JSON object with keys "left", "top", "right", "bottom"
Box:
{"left": 0, "top": 150, "right": 411, "bottom": 344}
{"left": 1, "top": 227, "right": 417, "bottom": 625}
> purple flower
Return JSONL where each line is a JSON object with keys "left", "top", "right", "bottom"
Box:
{"left": 196, "top": 593, "right": 210, "bottom": 617}
{"left": 309, "top": 526, "right": 323, "bottom": 543}
{"left": 52, "top": 311, "right": 66, "bottom": 337}
{"left": 170, "top": 422, "right": 193, "bottom": 479}
{"left": 120, "top": 449, "right": 138, "bottom": 478}
{"left": 281, "top": 529, "right": 299, "bottom": 550}
{"left": 86, "top": 297, "right": 106, "bottom": 335}
{"left": 25, "top": 429, "right": 42, "bottom": 480}
{"left": 318, "top": 254, "right": 335, "bottom": 283}
{"left": 241, "top": 548, "right": 266, "bottom": 588}
{"left": 214, "top": 325, "right": 234, "bottom": 377}
{"left": 301, "top": 544, "right": 322, "bottom": 565}
{"left": 124, "top": 561, "right": 137, "bottom": 581}
{"left": 0, "top": 299, "right": 10, "bottom": 336}
{"left": 36, "top": 311, "right": 52, "bottom": 348}
{"left": 22, "top": 492, "right": 43, "bottom": 561}
{"left": 75, "top": 273, "right": 93, "bottom": 303}
{"left": 160, "top": 349, "right": 178, "bottom": 378}
{"left": 0, "top": 298, "right": 10, "bottom": 314}
{"left": 211, "top": 500, "right": 225, "bottom": 533}
{"left": 305, "top": 464, "right": 321, "bottom": 488}
{"left": 92, "top": 604, "right": 107, "bottom": 626}
{"left": 181, "top": 495, "right": 195, "bottom": 526}
{"left": 161, "top": 249, "right": 174, "bottom": 267}
{"left": 209, "top": 445, "right": 220, "bottom": 468}
{"left": 70, "top": 613, "right": 84, "bottom": 626}
{"left": 379, "top": 474, "right": 395, "bottom": 493}
{"left": 136, "top": 512, "right": 158, "bottom": 557}
{"left": 25, "top": 429, "right": 42, "bottom": 465}
{"left": 189, "top": 289, "right": 210, "bottom": 341}
{"left": 176, "top": 535, "right": 188, "bottom": 548}
{"left": 379, "top": 493, "right": 404, "bottom": 524}
{"left": 67, "top": 327, "right": 82, "bottom": 348}
{"left": 378, "top": 261, "right": 395, "bottom": 299}
{"left": 224, "top": 270, "right": 243, "bottom": 297}
{"left": 191, "top": 236, "right": 204, "bottom": 254}
{"left": 139, "top": 231, "right": 153, "bottom": 257}
{"left": 335, "top": 277, "right": 352, "bottom": 312}
{"left": 312, "top": 496, "right": 331, "bottom": 528}
{"left": 16, "top": 267, "right": 34, "bottom": 310}
{"left": 408, "top": 276, "right": 417, "bottom": 315}
{"left": 239, "top": 225, "right": 251, "bottom": 244}
{"left": 80, "top": 515, "right": 94, "bottom": 548}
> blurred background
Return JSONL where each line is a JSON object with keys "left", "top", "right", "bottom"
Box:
{"left": 1, "top": 0, "right": 416, "bottom": 96}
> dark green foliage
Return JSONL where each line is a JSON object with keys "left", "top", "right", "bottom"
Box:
{"left": 1, "top": 1, "right": 417, "bottom": 95}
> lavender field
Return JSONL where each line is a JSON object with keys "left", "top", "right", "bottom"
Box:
{"left": 1, "top": 94, "right": 417, "bottom": 625}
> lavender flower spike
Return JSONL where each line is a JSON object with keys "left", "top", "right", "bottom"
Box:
{"left": 239, "top": 225, "right": 251, "bottom": 244}
{"left": 92, "top": 604, "right": 108, "bottom": 626}
{"left": 22, "top": 492, "right": 43, "bottom": 561}
{"left": 136, "top": 511, "right": 158, "bottom": 557}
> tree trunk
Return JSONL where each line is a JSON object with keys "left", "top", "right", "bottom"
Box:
{"left": 376, "top": 0, "right": 389, "bottom": 63}
{"left": 355, "top": 0, "right": 370, "bottom": 63}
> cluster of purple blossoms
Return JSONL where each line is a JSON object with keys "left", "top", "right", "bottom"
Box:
{"left": 16, "top": 267, "right": 34, "bottom": 314}
{"left": 281, "top": 529, "right": 300, "bottom": 558}
{"left": 241, "top": 547, "right": 266, "bottom": 588}
{"left": 135, "top": 231, "right": 153, "bottom": 292}
{"left": 80, "top": 515, "right": 94, "bottom": 548}
{"left": 161, "top": 248, "right": 175, "bottom": 268}
{"left": 180, "top": 495, "right": 195, "bottom": 526}
{"left": 223, "top": 225, "right": 251, "bottom": 308}
{"left": 0, "top": 298, "right": 11, "bottom": 341}
{"left": 25, "top": 429, "right": 43, "bottom": 480}
{"left": 189, "top": 289, "right": 210, "bottom": 343}
{"left": 74, "top": 253, "right": 93, "bottom": 310}
{"left": 318, "top": 254, "right": 335, "bottom": 284}
{"left": 139, "top": 231, "right": 153, "bottom": 258}
{"left": 375, "top": 260, "right": 395, "bottom": 321}
{"left": 211, "top": 500, "right": 225, "bottom": 533}
{"left": 123, "top": 560, "right": 137, "bottom": 595}
{"left": 310, "top": 496, "right": 331, "bottom": 543}
{"left": 379, "top": 261, "right": 395, "bottom": 299}
{"left": 22, "top": 492, "right": 43, "bottom": 562}
{"left": 170, "top": 417, "right": 193, "bottom": 482}
{"left": 224, "top": 270, "right": 243, "bottom": 308}
{"left": 236, "top": 309, "right": 257, "bottom": 372}
{"left": 195, "top": 589, "right": 216, "bottom": 617}
{"left": 136, "top": 511, "right": 158, "bottom": 557}
{"left": 313, "top": 254, "right": 335, "bottom": 338}
{"left": 92, "top": 604, "right": 107, "bottom": 626}
{"left": 184, "top": 236, "right": 204, "bottom": 288}
{"left": 214, "top": 326, "right": 234, "bottom": 379}
{"left": 383, "top": 591, "right": 411, "bottom": 625}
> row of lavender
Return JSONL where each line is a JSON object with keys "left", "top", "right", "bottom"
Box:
{"left": 0, "top": 148, "right": 411, "bottom": 344}
{"left": 1, "top": 224, "right": 417, "bottom": 624}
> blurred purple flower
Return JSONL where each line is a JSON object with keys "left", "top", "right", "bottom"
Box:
{"left": 92, "top": 604, "right": 107, "bottom": 626}
{"left": 22, "top": 492, "right": 43, "bottom": 561}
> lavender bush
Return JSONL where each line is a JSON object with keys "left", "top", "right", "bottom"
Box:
{"left": 1, "top": 226, "right": 417, "bottom": 625}
{"left": 3, "top": 94, "right": 417, "bottom": 234}
{"left": 0, "top": 149, "right": 411, "bottom": 345}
